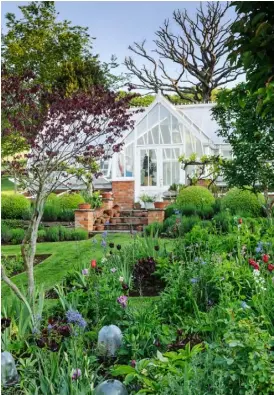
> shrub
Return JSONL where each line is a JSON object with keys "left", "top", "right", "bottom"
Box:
{"left": 1, "top": 194, "right": 31, "bottom": 219}
{"left": 58, "top": 193, "right": 84, "bottom": 210}
{"left": 10, "top": 228, "right": 25, "bottom": 244}
{"left": 1, "top": 223, "right": 12, "bottom": 243}
{"left": 197, "top": 205, "right": 214, "bottom": 219}
{"left": 37, "top": 229, "right": 47, "bottom": 242}
{"left": 212, "top": 198, "right": 222, "bottom": 214}
{"left": 165, "top": 203, "right": 179, "bottom": 219}
{"left": 177, "top": 186, "right": 215, "bottom": 210}
{"left": 144, "top": 222, "right": 164, "bottom": 237}
{"left": 181, "top": 215, "right": 201, "bottom": 234}
{"left": 180, "top": 204, "right": 197, "bottom": 217}
{"left": 45, "top": 226, "right": 60, "bottom": 242}
{"left": 213, "top": 211, "right": 232, "bottom": 233}
{"left": 58, "top": 209, "right": 74, "bottom": 222}
{"left": 221, "top": 188, "right": 265, "bottom": 217}
{"left": 43, "top": 203, "right": 60, "bottom": 221}
{"left": 71, "top": 228, "right": 88, "bottom": 240}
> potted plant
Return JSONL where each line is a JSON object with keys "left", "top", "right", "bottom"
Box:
{"left": 139, "top": 194, "right": 155, "bottom": 209}
{"left": 78, "top": 203, "right": 91, "bottom": 209}
{"left": 134, "top": 201, "right": 141, "bottom": 210}
{"left": 102, "top": 191, "right": 112, "bottom": 199}
{"left": 81, "top": 191, "right": 102, "bottom": 209}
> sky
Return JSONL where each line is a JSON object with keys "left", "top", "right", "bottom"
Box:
{"left": 1, "top": 1, "right": 244, "bottom": 90}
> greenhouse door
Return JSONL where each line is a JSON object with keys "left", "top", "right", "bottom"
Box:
{"left": 135, "top": 147, "right": 183, "bottom": 200}
{"left": 136, "top": 148, "right": 165, "bottom": 199}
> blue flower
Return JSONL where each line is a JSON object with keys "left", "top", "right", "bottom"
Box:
{"left": 101, "top": 239, "right": 107, "bottom": 248}
{"left": 174, "top": 209, "right": 181, "bottom": 215}
{"left": 240, "top": 301, "right": 250, "bottom": 309}
{"left": 102, "top": 231, "right": 108, "bottom": 239}
{"left": 255, "top": 246, "right": 262, "bottom": 254}
{"left": 194, "top": 257, "right": 199, "bottom": 263}
{"left": 66, "top": 309, "right": 87, "bottom": 329}
{"left": 190, "top": 278, "right": 199, "bottom": 284}
{"left": 32, "top": 327, "right": 40, "bottom": 335}
{"left": 92, "top": 238, "right": 98, "bottom": 244}
{"left": 201, "top": 261, "right": 206, "bottom": 265}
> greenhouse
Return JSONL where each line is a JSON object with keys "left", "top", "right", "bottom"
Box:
{"left": 102, "top": 94, "right": 232, "bottom": 201}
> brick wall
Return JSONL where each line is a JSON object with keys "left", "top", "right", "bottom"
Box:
{"left": 75, "top": 209, "right": 95, "bottom": 232}
{"left": 147, "top": 209, "right": 165, "bottom": 225}
{"left": 112, "top": 180, "right": 135, "bottom": 210}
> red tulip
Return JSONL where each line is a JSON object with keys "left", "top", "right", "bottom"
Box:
{"left": 249, "top": 259, "right": 256, "bottom": 266}
{"left": 91, "top": 260, "right": 97, "bottom": 268}
{"left": 238, "top": 218, "right": 243, "bottom": 224}
{"left": 262, "top": 254, "right": 269, "bottom": 263}
{"left": 253, "top": 263, "right": 260, "bottom": 270}
{"left": 267, "top": 264, "right": 274, "bottom": 272}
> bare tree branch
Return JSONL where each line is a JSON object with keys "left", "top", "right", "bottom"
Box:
{"left": 125, "top": 2, "right": 244, "bottom": 102}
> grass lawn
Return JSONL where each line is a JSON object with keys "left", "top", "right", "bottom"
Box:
{"left": 1, "top": 176, "right": 15, "bottom": 194}
{"left": 2, "top": 234, "right": 132, "bottom": 298}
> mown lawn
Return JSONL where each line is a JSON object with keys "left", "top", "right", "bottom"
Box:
{"left": 2, "top": 234, "right": 132, "bottom": 298}
{"left": 1, "top": 176, "right": 15, "bottom": 194}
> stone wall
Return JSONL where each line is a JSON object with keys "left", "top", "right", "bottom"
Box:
{"left": 147, "top": 209, "right": 165, "bottom": 225}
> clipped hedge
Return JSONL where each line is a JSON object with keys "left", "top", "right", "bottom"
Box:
{"left": 1, "top": 194, "right": 31, "bottom": 219}
{"left": 177, "top": 186, "right": 215, "bottom": 210}
{"left": 221, "top": 188, "right": 265, "bottom": 217}
{"left": 58, "top": 193, "right": 85, "bottom": 210}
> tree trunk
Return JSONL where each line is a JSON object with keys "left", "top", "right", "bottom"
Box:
{"left": 21, "top": 196, "right": 45, "bottom": 298}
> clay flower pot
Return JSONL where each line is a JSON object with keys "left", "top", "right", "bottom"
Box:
{"left": 102, "top": 192, "right": 112, "bottom": 199}
{"left": 78, "top": 203, "right": 91, "bottom": 210}
{"left": 114, "top": 212, "right": 120, "bottom": 218}
{"left": 104, "top": 209, "right": 113, "bottom": 216}
{"left": 96, "top": 225, "right": 105, "bottom": 231}
{"left": 154, "top": 202, "right": 166, "bottom": 209}
{"left": 110, "top": 218, "right": 117, "bottom": 225}
{"left": 134, "top": 202, "right": 141, "bottom": 209}
{"left": 113, "top": 204, "right": 120, "bottom": 211}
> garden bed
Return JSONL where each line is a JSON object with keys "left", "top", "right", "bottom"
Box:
{"left": 2, "top": 254, "right": 51, "bottom": 277}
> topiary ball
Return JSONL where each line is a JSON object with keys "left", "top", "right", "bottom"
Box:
{"left": 1, "top": 194, "right": 31, "bottom": 219}
{"left": 221, "top": 188, "right": 265, "bottom": 217}
{"left": 95, "top": 380, "right": 128, "bottom": 395}
{"left": 177, "top": 186, "right": 215, "bottom": 210}
{"left": 58, "top": 193, "right": 84, "bottom": 210}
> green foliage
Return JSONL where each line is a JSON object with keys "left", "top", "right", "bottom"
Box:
{"left": 58, "top": 193, "right": 85, "bottom": 210}
{"left": 10, "top": 228, "right": 25, "bottom": 244}
{"left": 228, "top": 2, "right": 274, "bottom": 116}
{"left": 222, "top": 188, "right": 265, "bottom": 217}
{"left": 213, "top": 211, "right": 232, "bottom": 233}
{"left": 212, "top": 84, "right": 274, "bottom": 200}
{"left": 144, "top": 222, "right": 164, "bottom": 237}
{"left": 81, "top": 190, "right": 102, "bottom": 209}
{"left": 1, "top": 1, "right": 119, "bottom": 95}
{"left": 165, "top": 204, "right": 179, "bottom": 219}
{"left": 1, "top": 193, "right": 31, "bottom": 219}
{"left": 177, "top": 186, "right": 215, "bottom": 210}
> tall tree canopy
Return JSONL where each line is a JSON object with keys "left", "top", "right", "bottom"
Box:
{"left": 212, "top": 84, "right": 274, "bottom": 215}
{"left": 1, "top": 1, "right": 122, "bottom": 94}
{"left": 228, "top": 2, "right": 274, "bottom": 116}
{"left": 125, "top": 2, "right": 243, "bottom": 103}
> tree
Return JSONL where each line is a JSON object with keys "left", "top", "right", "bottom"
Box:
{"left": 2, "top": 1, "right": 124, "bottom": 94}
{"left": 1, "top": 70, "right": 138, "bottom": 300}
{"left": 212, "top": 84, "right": 274, "bottom": 217}
{"left": 179, "top": 153, "right": 224, "bottom": 189}
{"left": 125, "top": 2, "right": 243, "bottom": 103}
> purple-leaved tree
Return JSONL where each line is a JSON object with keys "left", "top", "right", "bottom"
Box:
{"left": 1, "top": 70, "right": 139, "bottom": 300}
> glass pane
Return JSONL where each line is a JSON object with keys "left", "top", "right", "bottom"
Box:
{"left": 141, "top": 149, "right": 157, "bottom": 186}
{"left": 160, "top": 104, "right": 170, "bottom": 122}
{"left": 160, "top": 121, "right": 171, "bottom": 144}
{"left": 196, "top": 137, "right": 203, "bottom": 157}
{"left": 117, "top": 152, "right": 125, "bottom": 177}
{"left": 148, "top": 104, "right": 159, "bottom": 129}
{"left": 148, "top": 130, "right": 153, "bottom": 144}
{"left": 137, "top": 116, "right": 147, "bottom": 137}
{"left": 125, "top": 144, "right": 134, "bottom": 176}
{"left": 185, "top": 128, "right": 194, "bottom": 156}
{"left": 163, "top": 162, "right": 172, "bottom": 186}
{"left": 137, "top": 136, "right": 144, "bottom": 145}
{"left": 152, "top": 126, "right": 159, "bottom": 144}
{"left": 172, "top": 162, "right": 180, "bottom": 183}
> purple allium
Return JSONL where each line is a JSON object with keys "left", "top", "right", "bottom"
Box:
{"left": 102, "top": 231, "right": 108, "bottom": 238}
{"left": 47, "top": 324, "right": 53, "bottom": 333}
{"left": 110, "top": 267, "right": 117, "bottom": 273}
{"left": 66, "top": 309, "right": 87, "bottom": 329}
{"left": 72, "top": 368, "right": 81, "bottom": 380}
{"left": 32, "top": 327, "right": 40, "bottom": 335}
{"left": 190, "top": 278, "right": 199, "bottom": 284}
{"left": 117, "top": 295, "right": 128, "bottom": 308}
{"left": 82, "top": 268, "right": 89, "bottom": 275}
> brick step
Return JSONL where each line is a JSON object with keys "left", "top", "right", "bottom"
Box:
{"left": 120, "top": 210, "right": 148, "bottom": 217}
{"left": 105, "top": 223, "right": 144, "bottom": 231}
{"left": 109, "top": 217, "right": 148, "bottom": 225}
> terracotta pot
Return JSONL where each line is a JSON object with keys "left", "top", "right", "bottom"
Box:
{"left": 78, "top": 203, "right": 91, "bottom": 210}
{"left": 110, "top": 218, "right": 117, "bottom": 225}
{"left": 136, "top": 225, "right": 143, "bottom": 232}
{"left": 102, "top": 192, "right": 112, "bottom": 199}
{"left": 103, "top": 216, "right": 110, "bottom": 223}
{"left": 113, "top": 204, "right": 120, "bottom": 211}
{"left": 134, "top": 202, "right": 141, "bottom": 209}
{"left": 114, "top": 212, "right": 120, "bottom": 218}
{"left": 96, "top": 225, "right": 105, "bottom": 231}
{"left": 154, "top": 202, "right": 166, "bottom": 209}
{"left": 104, "top": 209, "right": 113, "bottom": 216}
